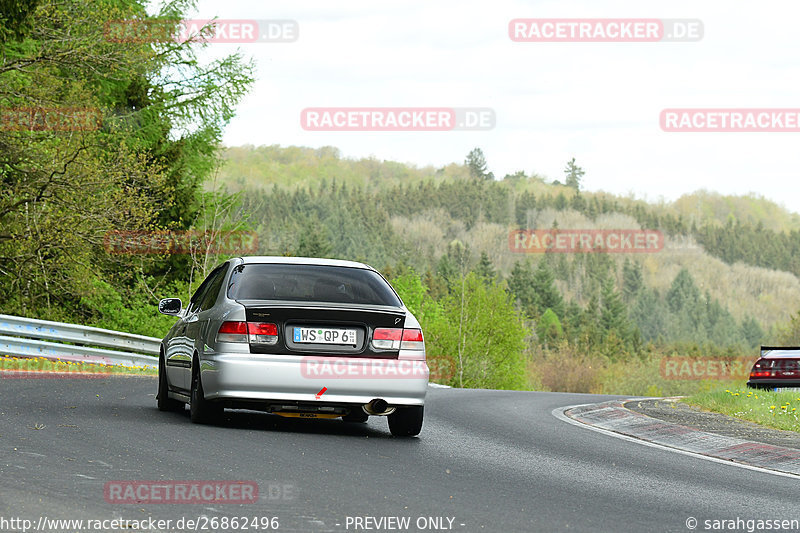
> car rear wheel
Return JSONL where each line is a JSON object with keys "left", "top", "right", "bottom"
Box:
{"left": 342, "top": 408, "right": 369, "bottom": 423}
{"left": 388, "top": 406, "right": 423, "bottom": 437}
{"left": 190, "top": 364, "right": 222, "bottom": 424}
{"left": 157, "top": 357, "right": 183, "bottom": 412}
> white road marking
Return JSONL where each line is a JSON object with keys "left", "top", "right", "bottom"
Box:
{"left": 552, "top": 402, "right": 800, "bottom": 480}
{"left": 19, "top": 451, "right": 45, "bottom": 457}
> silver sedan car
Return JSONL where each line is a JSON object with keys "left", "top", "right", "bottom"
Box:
{"left": 157, "top": 256, "right": 428, "bottom": 436}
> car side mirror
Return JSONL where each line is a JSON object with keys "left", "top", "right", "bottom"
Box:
{"left": 158, "top": 298, "right": 183, "bottom": 316}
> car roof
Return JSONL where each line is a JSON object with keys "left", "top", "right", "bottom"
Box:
{"left": 235, "top": 256, "right": 374, "bottom": 270}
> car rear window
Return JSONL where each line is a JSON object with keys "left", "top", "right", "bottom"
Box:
{"left": 227, "top": 263, "right": 402, "bottom": 307}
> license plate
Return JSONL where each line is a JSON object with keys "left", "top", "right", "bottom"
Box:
{"left": 774, "top": 386, "right": 800, "bottom": 392}
{"left": 293, "top": 327, "right": 357, "bottom": 345}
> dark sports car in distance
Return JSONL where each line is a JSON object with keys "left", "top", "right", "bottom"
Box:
{"left": 747, "top": 346, "right": 800, "bottom": 391}
{"left": 156, "top": 256, "right": 428, "bottom": 437}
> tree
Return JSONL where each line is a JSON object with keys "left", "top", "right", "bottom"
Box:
{"left": 465, "top": 147, "right": 493, "bottom": 180}
{"left": 532, "top": 261, "right": 565, "bottom": 318}
{"left": 0, "top": 0, "right": 254, "bottom": 320}
{"left": 537, "top": 308, "right": 563, "bottom": 348}
{"left": 666, "top": 268, "right": 701, "bottom": 313}
{"left": 564, "top": 158, "right": 585, "bottom": 190}
{"left": 0, "top": 0, "right": 40, "bottom": 43}
{"left": 503, "top": 170, "right": 526, "bottom": 181}
{"left": 600, "top": 276, "right": 630, "bottom": 342}
{"left": 622, "top": 259, "right": 643, "bottom": 302}
{"left": 508, "top": 260, "right": 536, "bottom": 314}
{"left": 474, "top": 252, "right": 497, "bottom": 284}
{"left": 295, "top": 218, "right": 332, "bottom": 257}
{"left": 630, "top": 288, "right": 669, "bottom": 343}
{"left": 439, "top": 273, "right": 530, "bottom": 389}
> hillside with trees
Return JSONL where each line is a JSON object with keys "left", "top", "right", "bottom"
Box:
{"left": 210, "top": 144, "right": 800, "bottom": 395}
{"left": 4, "top": 1, "right": 800, "bottom": 396}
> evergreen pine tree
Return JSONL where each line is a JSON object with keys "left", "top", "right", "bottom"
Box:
{"left": 474, "top": 252, "right": 497, "bottom": 284}
{"left": 622, "top": 259, "right": 644, "bottom": 302}
{"left": 532, "top": 261, "right": 565, "bottom": 318}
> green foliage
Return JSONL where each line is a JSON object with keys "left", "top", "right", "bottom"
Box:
{"left": 508, "top": 260, "right": 536, "bottom": 314}
{"left": 621, "top": 259, "right": 643, "bottom": 302}
{"left": 684, "top": 388, "right": 800, "bottom": 433}
{"left": 0, "top": 0, "right": 254, "bottom": 321}
{"left": 77, "top": 278, "right": 180, "bottom": 338}
{"left": 473, "top": 252, "right": 497, "bottom": 284}
{"left": 8, "top": 5, "right": 797, "bottom": 397}
{"left": 295, "top": 218, "right": 333, "bottom": 258}
{"left": 440, "top": 273, "right": 530, "bottom": 389}
{"left": 600, "top": 275, "right": 632, "bottom": 344}
{"left": 0, "top": 0, "right": 39, "bottom": 44}
{"left": 777, "top": 311, "right": 800, "bottom": 345}
{"left": 390, "top": 270, "right": 528, "bottom": 389}
{"left": 564, "top": 157, "right": 585, "bottom": 190}
{"left": 465, "top": 147, "right": 493, "bottom": 180}
{"left": 536, "top": 308, "right": 563, "bottom": 347}
{"left": 532, "top": 261, "right": 565, "bottom": 319}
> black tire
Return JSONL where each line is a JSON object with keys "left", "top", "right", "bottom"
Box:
{"left": 157, "top": 357, "right": 183, "bottom": 412}
{"left": 388, "top": 406, "right": 424, "bottom": 437}
{"left": 190, "top": 363, "right": 221, "bottom": 424}
{"left": 342, "top": 408, "right": 369, "bottom": 423}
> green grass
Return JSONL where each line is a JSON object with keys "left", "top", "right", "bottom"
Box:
{"left": 682, "top": 387, "right": 800, "bottom": 433}
{"left": 0, "top": 355, "right": 157, "bottom": 377}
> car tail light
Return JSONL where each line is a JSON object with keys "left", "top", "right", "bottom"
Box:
{"left": 217, "top": 321, "right": 248, "bottom": 343}
{"left": 247, "top": 322, "right": 278, "bottom": 345}
{"left": 400, "top": 328, "right": 425, "bottom": 351}
{"left": 750, "top": 359, "right": 774, "bottom": 378}
{"left": 217, "top": 321, "right": 278, "bottom": 345}
{"left": 372, "top": 328, "right": 402, "bottom": 350}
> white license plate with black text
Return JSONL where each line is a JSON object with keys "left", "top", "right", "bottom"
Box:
{"left": 293, "top": 327, "right": 357, "bottom": 345}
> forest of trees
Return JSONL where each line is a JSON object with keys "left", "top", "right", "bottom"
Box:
{"left": 0, "top": 0, "right": 253, "bottom": 333}
{"left": 214, "top": 147, "right": 800, "bottom": 392}
{"left": 4, "top": 3, "right": 800, "bottom": 395}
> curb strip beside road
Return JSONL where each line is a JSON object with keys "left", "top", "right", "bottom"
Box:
{"left": 561, "top": 399, "right": 800, "bottom": 478}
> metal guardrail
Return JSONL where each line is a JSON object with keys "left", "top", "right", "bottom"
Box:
{"left": 0, "top": 314, "right": 160, "bottom": 368}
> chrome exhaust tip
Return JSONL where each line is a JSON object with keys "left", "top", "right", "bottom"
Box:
{"left": 362, "top": 398, "right": 395, "bottom": 416}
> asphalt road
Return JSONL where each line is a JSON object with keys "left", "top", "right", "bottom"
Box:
{"left": 0, "top": 376, "right": 798, "bottom": 533}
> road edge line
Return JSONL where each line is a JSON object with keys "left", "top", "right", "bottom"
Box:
{"left": 552, "top": 401, "right": 800, "bottom": 480}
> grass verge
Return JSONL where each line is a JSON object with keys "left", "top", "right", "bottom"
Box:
{"left": 0, "top": 355, "right": 157, "bottom": 377}
{"left": 682, "top": 387, "right": 800, "bottom": 433}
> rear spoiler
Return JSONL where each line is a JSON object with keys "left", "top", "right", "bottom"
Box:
{"left": 760, "top": 346, "right": 800, "bottom": 356}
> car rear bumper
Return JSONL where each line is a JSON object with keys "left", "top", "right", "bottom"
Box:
{"left": 747, "top": 379, "right": 800, "bottom": 389}
{"left": 200, "top": 352, "right": 428, "bottom": 406}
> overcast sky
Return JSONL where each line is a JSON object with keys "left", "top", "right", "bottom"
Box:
{"left": 188, "top": 0, "right": 800, "bottom": 213}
